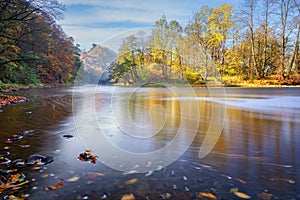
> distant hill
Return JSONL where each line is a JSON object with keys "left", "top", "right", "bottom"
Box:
{"left": 79, "top": 44, "right": 117, "bottom": 84}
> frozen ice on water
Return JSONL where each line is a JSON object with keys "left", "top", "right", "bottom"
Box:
{"left": 161, "top": 96, "right": 300, "bottom": 115}
{"left": 217, "top": 96, "right": 300, "bottom": 114}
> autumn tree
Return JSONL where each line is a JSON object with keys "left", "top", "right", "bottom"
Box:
{"left": 0, "top": 0, "right": 81, "bottom": 85}
{"left": 185, "top": 6, "right": 211, "bottom": 81}
{"left": 207, "top": 4, "right": 234, "bottom": 80}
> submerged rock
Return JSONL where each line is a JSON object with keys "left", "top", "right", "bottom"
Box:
{"left": 7, "top": 134, "right": 23, "bottom": 142}
{"left": 25, "top": 154, "right": 54, "bottom": 166}
{"left": 0, "top": 169, "right": 11, "bottom": 183}
{"left": 0, "top": 157, "right": 11, "bottom": 165}
{"left": 78, "top": 150, "right": 97, "bottom": 164}
{"left": 0, "top": 151, "right": 10, "bottom": 157}
{"left": 63, "top": 134, "right": 74, "bottom": 139}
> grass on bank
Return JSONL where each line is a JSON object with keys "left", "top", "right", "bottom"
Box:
{"left": 0, "top": 81, "right": 43, "bottom": 90}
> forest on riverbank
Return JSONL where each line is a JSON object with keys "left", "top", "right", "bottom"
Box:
{"left": 109, "top": 1, "right": 300, "bottom": 86}
{"left": 0, "top": 0, "right": 81, "bottom": 88}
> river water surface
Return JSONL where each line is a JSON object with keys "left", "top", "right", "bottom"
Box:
{"left": 0, "top": 86, "right": 299, "bottom": 199}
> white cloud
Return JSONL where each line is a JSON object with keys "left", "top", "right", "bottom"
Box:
{"left": 61, "top": 25, "right": 153, "bottom": 51}
{"left": 57, "top": 0, "right": 239, "bottom": 51}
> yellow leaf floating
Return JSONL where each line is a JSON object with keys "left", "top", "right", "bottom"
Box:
{"left": 199, "top": 192, "right": 217, "bottom": 199}
{"left": 234, "top": 191, "right": 251, "bottom": 199}
{"left": 67, "top": 176, "right": 80, "bottom": 182}
{"left": 121, "top": 193, "right": 135, "bottom": 200}
{"left": 125, "top": 178, "right": 138, "bottom": 185}
{"left": 7, "top": 195, "right": 25, "bottom": 200}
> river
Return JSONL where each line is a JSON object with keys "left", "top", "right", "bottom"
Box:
{"left": 0, "top": 86, "right": 299, "bottom": 199}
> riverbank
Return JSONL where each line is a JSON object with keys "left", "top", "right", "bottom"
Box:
{"left": 0, "top": 84, "right": 67, "bottom": 109}
{"left": 0, "top": 83, "right": 69, "bottom": 93}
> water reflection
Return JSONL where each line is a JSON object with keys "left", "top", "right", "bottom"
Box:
{"left": 0, "top": 86, "right": 299, "bottom": 199}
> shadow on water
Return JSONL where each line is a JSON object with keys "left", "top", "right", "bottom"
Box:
{"left": 0, "top": 86, "right": 299, "bottom": 199}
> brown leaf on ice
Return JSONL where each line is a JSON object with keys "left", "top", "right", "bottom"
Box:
{"left": 78, "top": 150, "right": 97, "bottom": 164}
{"left": 44, "top": 179, "right": 64, "bottom": 191}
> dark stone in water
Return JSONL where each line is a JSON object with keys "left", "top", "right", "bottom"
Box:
{"left": 0, "top": 169, "right": 11, "bottom": 183}
{"left": 12, "top": 159, "right": 26, "bottom": 167}
{"left": 25, "top": 154, "right": 54, "bottom": 166}
{"left": 78, "top": 150, "right": 97, "bottom": 163}
{"left": 21, "top": 130, "right": 29, "bottom": 135}
{"left": 0, "top": 157, "right": 11, "bottom": 165}
{"left": 63, "top": 134, "right": 73, "bottom": 139}
{"left": 7, "top": 134, "right": 23, "bottom": 141}
{"left": 0, "top": 151, "right": 10, "bottom": 157}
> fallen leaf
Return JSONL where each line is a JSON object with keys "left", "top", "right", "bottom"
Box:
{"left": 10, "top": 173, "right": 25, "bottom": 183}
{"left": 121, "top": 194, "right": 135, "bottom": 200}
{"left": 234, "top": 191, "right": 251, "bottom": 199}
{"left": 229, "top": 187, "right": 239, "bottom": 193}
{"left": 78, "top": 150, "right": 97, "bottom": 164}
{"left": 257, "top": 192, "right": 273, "bottom": 200}
{"left": 87, "top": 172, "right": 105, "bottom": 179}
{"left": 125, "top": 178, "right": 138, "bottom": 185}
{"left": 288, "top": 179, "right": 296, "bottom": 184}
{"left": 6, "top": 169, "right": 18, "bottom": 173}
{"left": 0, "top": 183, "right": 11, "bottom": 193}
{"left": 235, "top": 178, "right": 247, "bottom": 184}
{"left": 32, "top": 166, "right": 41, "bottom": 171}
{"left": 41, "top": 174, "right": 49, "bottom": 178}
{"left": 44, "top": 179, "right": 64, "bottom": 191}
{"left": 123, "top": 170, "right": 138, "bottom": 175}
{"left": 5, "top": 194, "right": 25, "bottom": 200}
{"left": 67, "top": 176, "right": 80, "bottom": 182}
{"left": 199, "top": 192, "right": 217, "bottom": 199}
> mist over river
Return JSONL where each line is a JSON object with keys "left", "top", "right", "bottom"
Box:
{"left": 0, "top": 86, "right": 299, "bottom": 199}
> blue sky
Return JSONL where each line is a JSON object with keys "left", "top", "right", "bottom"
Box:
{"left": 58, "top": 0, "right": 238, "bottom": 51}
